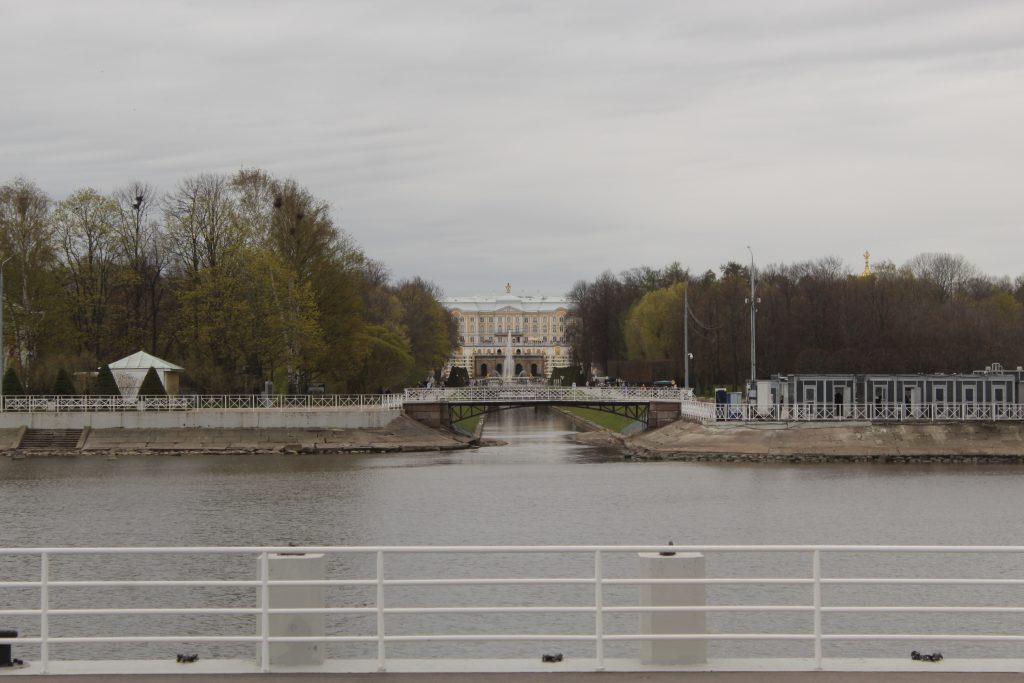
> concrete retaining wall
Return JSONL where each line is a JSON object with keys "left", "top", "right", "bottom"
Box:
{"left": 1, "top": 415, "right": 468, "bottom": 454}
{"left": 0, "top": 409, "right": 402, "bottom": 430}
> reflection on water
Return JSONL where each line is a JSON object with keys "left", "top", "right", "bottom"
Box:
{"left": 3, "top": 406, "right": 1024, "bottom": 661}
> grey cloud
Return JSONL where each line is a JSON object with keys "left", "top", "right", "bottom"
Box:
{"left": 2, "top": 0, "right": 1023, "bottom": 294}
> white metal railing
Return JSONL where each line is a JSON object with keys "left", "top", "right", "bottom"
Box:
{"left": 404, "top": 386, "right": 692, "bottom": 403}
{"left": 679, "top": 399, "right": 716, "bottom": 422}
{"left": 691, "top": 400, "right": 1024, "bottom": 423}
{"left": 0, "top": 394, "right": 404, "bottom": 413}
{"left": 3, "top": 544, "right": 1024, "bottom": 673}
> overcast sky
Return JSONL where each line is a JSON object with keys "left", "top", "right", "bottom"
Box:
{"left": 2, "top": 1, "right": 1022, "bottom": 297}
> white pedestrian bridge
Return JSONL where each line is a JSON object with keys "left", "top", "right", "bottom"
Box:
{"left": 402, "top": 385, "right": 691, "bottom": 404}
{"left": 3, "top": 544, "right": 1024, "bottom": 675}
{"left": 403, "top": 386, "right": 690, "bottom": 429}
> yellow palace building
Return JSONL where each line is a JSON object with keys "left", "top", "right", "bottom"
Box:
{"left": 441, "top": 284, "right": 573, "bottom": 380}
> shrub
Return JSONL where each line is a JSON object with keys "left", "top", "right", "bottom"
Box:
{"left": 2, "top": 367, "right": 24, "bottom": 395}
{"left": 138, "top": 366, "right": 167, "bottom": 396}
{"left": 549, "top": 366, "right": 586, "bottom": 386}
{"left": 94, "top": 365, "right": 122, "bottom": 397}
{"left": 446, "top": 366, "right": 470, "bottom": 387}
{"left": 53, "top": 368, "right": 77, "bottom": 395}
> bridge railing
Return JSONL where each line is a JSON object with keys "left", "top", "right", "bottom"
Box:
{"left": 0, "top": 394, "right": 404, "bottom": 413}
{"left": 404, "top": 386, "right": 692, "bottom": 403}
{"left": 695, "top": 400, "right": 1024, "bottom": 423}
{"left": 3, "top": 544, "right": 1024, "bottom": 673}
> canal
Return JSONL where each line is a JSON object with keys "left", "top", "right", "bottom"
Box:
{"left": 2, "top": 407, "right": 1024, "bottom": 662}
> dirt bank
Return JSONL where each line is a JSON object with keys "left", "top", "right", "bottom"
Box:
{"left": 626, "top": 420, "right": 1024, "bottom": 463}
{"left": 1, "top": 416, "right": 473, "bottom": 457}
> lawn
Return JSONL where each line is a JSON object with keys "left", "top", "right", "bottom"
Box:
{"left": 561, "top": 406, "right": 640, "bottom": 433}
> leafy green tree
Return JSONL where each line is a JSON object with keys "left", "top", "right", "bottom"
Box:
{"left": 0, "top": 177, "right": 73, "bottom": 384}
{"left": 179, "top": 247, "right": 324, "bottom": 393}
{"left": 94, "top": 364, "right": 121, "bottom": 396}
{"left": 349, "top": 324, "right": 415, "bottom": 393}
{"left": 395, "top": 278, "right": 457, "bottom": 387}
{"left": 53, "top": 368, "right": 76, "bottom": 395}
{"left": 3, "top": 367, "right": 25, "bottom": 395}
{"left": 52, "top": 188, "right": 120, "bottom": 365}
{"left": 311, "top": 262, "right": 369, "bottom": 392}
{"left": 624, "top": 282, "right": 686, "bottom": 361}
{"left": 138, "top": 366, "right": 166, "bottom": 396}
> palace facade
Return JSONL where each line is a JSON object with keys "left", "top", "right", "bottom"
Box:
{"left": 441, "top": 285, "right": 573, "bottom": 379}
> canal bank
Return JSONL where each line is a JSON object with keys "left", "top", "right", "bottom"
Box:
{"left": 626, "top": 420, "right": 1024, "bottom": 463}
{"left": 0, "top": 415, "right": 472, "bottom": 456}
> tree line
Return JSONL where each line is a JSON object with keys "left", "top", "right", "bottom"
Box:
{"left": 569, "top": 255, "right": 1024, "bottom": 394}
{"left": 0, "top": 172, "right": 457, "bottom": 394}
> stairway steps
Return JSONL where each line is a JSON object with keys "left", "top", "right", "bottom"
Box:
{"left": 19, "top": 429, "right": 83, "bottom": 449}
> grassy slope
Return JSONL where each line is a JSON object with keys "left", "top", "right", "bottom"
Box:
{"left": 452, "top": 413, "right": 482, "bottom": 435}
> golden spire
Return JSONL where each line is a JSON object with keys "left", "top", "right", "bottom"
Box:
{"left": 505, "top": 282, "right": 512, "bottom": 294}
{"left": 861, "top": 251, "right": 871, "bottom": 277}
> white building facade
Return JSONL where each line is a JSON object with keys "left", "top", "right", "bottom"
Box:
{"left": 441, "top": 285, "right": 573, "bottom": 379}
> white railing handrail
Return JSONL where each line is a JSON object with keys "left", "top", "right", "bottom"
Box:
{"left": 404, "top": 386, "right": 692, "bottom": 403}
{"left": 4, "top": 544, "right": 1024, "bottom": 673}
{"left": 0, "top": 394, "right": 405, "bottom": 413}
{"left": 683, "top": 399, "right": 1024, "bottom": 424}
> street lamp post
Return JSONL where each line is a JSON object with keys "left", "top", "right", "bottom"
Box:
{"left": 0, "top": 256, "right": 11, "bottom": 402}
{"left": 745, "top": 246, "right": 760, "bottom": 390}
{"left": 683, "top": 286, "right": 690, "bottom": 390}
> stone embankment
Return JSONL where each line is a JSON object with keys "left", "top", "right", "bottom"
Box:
{"left": 0, "top": 416, "right": 472, "bottom": 457}
{"left": 625, "top": 420, "right": 1024, "bottom": 463}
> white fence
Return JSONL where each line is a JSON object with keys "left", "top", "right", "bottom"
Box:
{"left": 3, "top": 544, "right": 1024, "bottom": 673}
{"left": 404, "top": 386, "right": 693, "bottom": 403}
{"left": 0, "top": 394, "right": 404, "bottom": 413}
{"left": 681, "top": 400, "right": 1024, "bottom": 424}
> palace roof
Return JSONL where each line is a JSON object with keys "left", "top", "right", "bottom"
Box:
{"left": 441, "top": 293, "right": 570, "bottom": 313}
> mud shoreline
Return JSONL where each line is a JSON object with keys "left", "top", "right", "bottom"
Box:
{"left": 622, "top": 420, "right": 1024, "bottom": 463}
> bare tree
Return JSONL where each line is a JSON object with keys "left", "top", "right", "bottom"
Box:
{"left": 905, "top": 252, "right": 979, "bottom": 300}
{"left": 112, "top": 182, "right": 167, "bottom": 354}
{"left": 164, "top": 173, "right": 240, "bottom": 277}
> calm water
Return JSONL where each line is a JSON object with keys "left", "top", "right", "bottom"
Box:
{"left": 3, "top": 407, "right": 1024, "bottom": 661}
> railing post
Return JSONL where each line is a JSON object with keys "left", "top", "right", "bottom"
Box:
{"left": 376, "top": 550, "right": 386, "bottom": 671}
{"left": 40, "top": 552, "right": 49, "bottom": 673}
{"left": 594, "top": 550, "right": 604, "bottom": 670}
{"left": 259, "top": 552, "right": 270, "bottom": 672}
{"left": 812, "top": 549, "right": 822, "bottom": 670}
{"left": 639, "top": 550, "right": 705, "bottom": 666}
